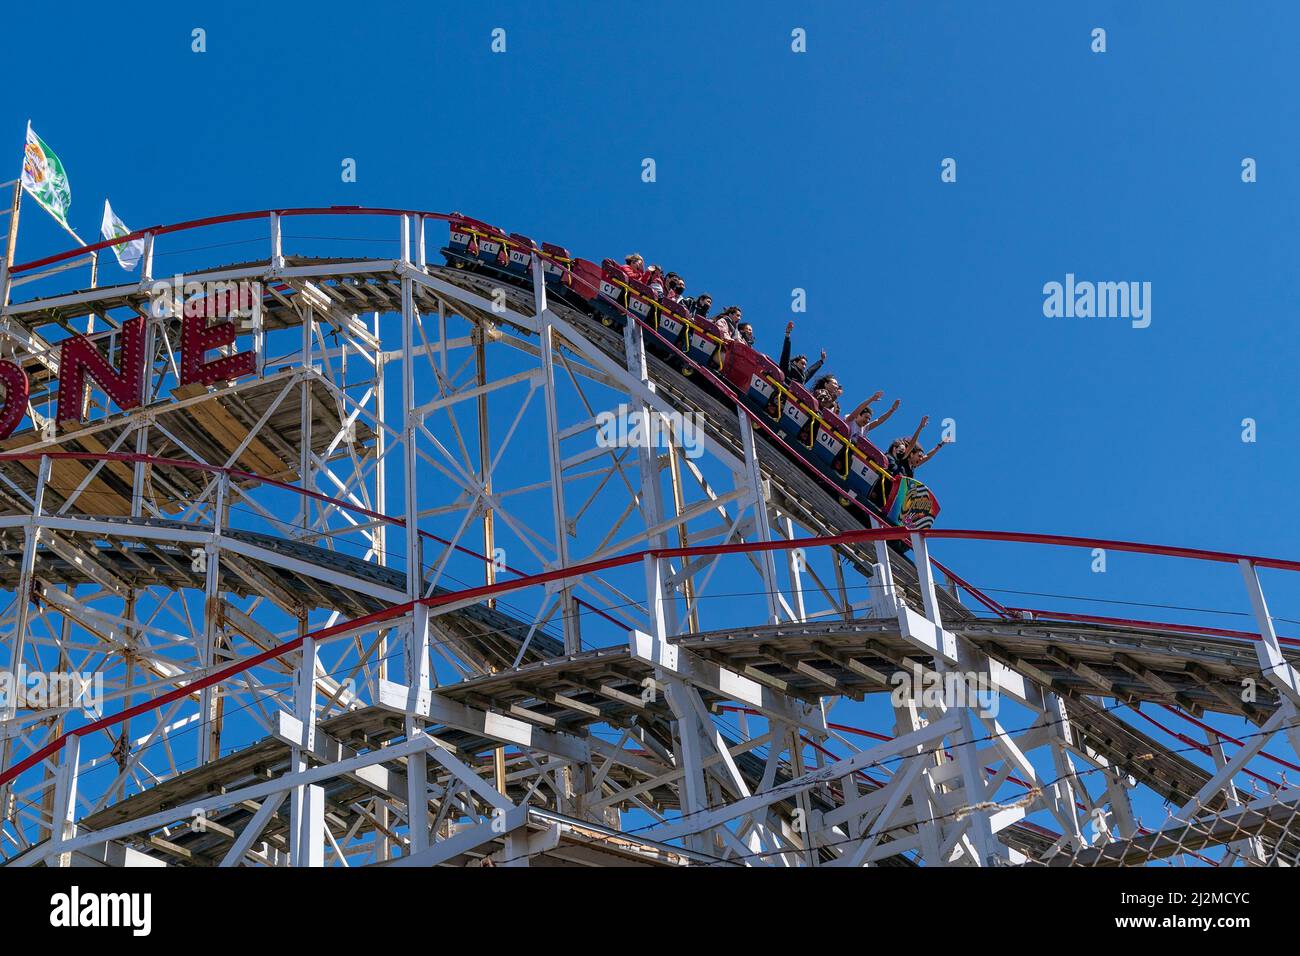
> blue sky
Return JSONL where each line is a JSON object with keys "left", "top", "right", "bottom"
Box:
{"left": 10, "top": 1, "right": 1298, "bottom": 615}
{"left": 7, "top": 1, "right": 1300, "bottom": 846}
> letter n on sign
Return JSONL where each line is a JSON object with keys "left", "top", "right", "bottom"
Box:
{"left": 56, "top": 317, "right": 147, "bottom": 425}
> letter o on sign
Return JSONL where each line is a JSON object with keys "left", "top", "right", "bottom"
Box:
{"left": 0, "top": 360, "right": 30, "bottom": 440}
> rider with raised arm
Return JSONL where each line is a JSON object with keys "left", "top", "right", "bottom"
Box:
{"left": 778, "top": 321, "right": 825, "bottom": 385}
{"left": 888, "top": 416, "right": 950, "bottom": 476}
{"left": 847, "top": 390, "right": 899, "bottom": 440}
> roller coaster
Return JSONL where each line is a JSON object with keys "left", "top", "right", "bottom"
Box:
{"left": 0, "top": 205, "right": 1298, "bottom": 867}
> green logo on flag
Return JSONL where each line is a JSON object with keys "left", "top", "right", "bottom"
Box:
{"left": 21, "top": 127, "right": 72, "bottom": 230}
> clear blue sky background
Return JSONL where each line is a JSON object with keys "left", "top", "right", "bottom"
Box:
{"left": 6, "top": 0, "right": 1300, "bottom": 837}
{"left": 8, "top": 0, "right": 1297, "bottom": 621}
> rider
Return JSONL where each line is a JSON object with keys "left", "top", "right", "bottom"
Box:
{"left": 847, "top": 391, "right": 900, "bottom": 440}
{"left": 778, "top": 322, "right": 825, "bottom": 385}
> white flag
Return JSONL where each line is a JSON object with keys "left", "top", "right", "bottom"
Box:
{"left": 100, "top": 199, "right": 143, "bottom": 271}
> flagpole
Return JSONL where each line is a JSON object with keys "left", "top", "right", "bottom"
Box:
{"left": 54, "top": 214, "right": 97, "bottom": 309}
{"left": 0, "top": 121, "right": 27, "bottom": 310}
{"left": 86, "top": 220, "right": 98, "bottom": 335}
{"left": 0, "top": 124, "right": 24, "bottom": 822}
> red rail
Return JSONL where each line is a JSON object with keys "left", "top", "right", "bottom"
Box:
{"left": 0, "top": 510, "right": 1297, "bottom": 789}
{"left": 10, "top": 206, "right": 456, "bottom": 275}
{"left": 4, "top": 205, "right": 1020, "bottom": 618}
{"left": 4, "top": 210, "right": 1297, "bottom": 818}
{"left": 0, "top": 449, "right": 623, "bottom": 628}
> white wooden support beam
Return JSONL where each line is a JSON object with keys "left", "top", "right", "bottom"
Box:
{"left": 387, "top": 804, "right": 529, "bottom": 868}
{"left": 220, "top": 791, "right": 289, "bottom": 867}
{"left": 738, "top": 411, "right": 781, "bottom": 626}
{"left": 290, "top": 633, "right": 323, "bottom": 867}
{"left": 11, "top": 735, "right": 442, "bottom": 867}
{"left": 270, "top": 212, "right": 284, "bottom": 272}
{"left": 532, "top": 254, "right": 582, "bottom": 653}
{"left": 648, "top": 711, "right": 959, "bottom": 844}
{"left": 1240, "top": 559, "right": 1300, "bottom": 704}
{"left": 628, "top": 629, "right": 824, "bottom": 734}
{"left": 49, "top": 734, "right": 82, "bottom": 868}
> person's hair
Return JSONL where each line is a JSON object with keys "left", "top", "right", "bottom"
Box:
{"left": 698, "top": 293, "right": 712, "bottom": 301}
{"left": 738, "top": 321, "right": 752, "bottom": 330}
{"left": 813, "top": 374, "right": 836, "bottom": 392}
{"left": 792, "top": 354, "right": 807, "bottom": 364}
{"left": 891, "top": 438, "right": 911, "bottom": 454}
{"left": 626, "top": 253, "right": 643, "bottom": 263}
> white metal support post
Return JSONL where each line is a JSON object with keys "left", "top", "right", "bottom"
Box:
{"left": 130, "top": 303, "right": 158, "bottom": 520}
{"left": 533, "top": 253, "right": 580, "bottom": 653}
{"left": 400, "top": 218, "right": 433, "bottom": 854}
{"left": 2, "top": 454, "right": 47, "bottom": 725}
{"left": 624, "top": 320, "right": 681, "bottom": 637}
{"left": 737, "top": 411, "right": 781, "bottom": 626}
{"left": 290, "top": 631, "right": 324, "bottom": 867}
{"left": 50, "top": 734, "right": 81, "bottom": 868}
{"left": 138, "top": 231, "right": 154, "bottom": 285}
{"left": 1205, "top": 729, "right": 1266, "bottom": 865}
{"left": 782, "top": 515, "right": 808, "bottom": 624}
{"left": 911, "top": 531, "right": 1002, "bottom": 865}
{"left": 298, "top": 303, "right": 315, "bottom": 536}
{"left": 664, "top": 677, "right": 713, "bottom": 857}
{"left": 198, "top": 475, "right": 227, "bottom": 766}
{"left": 270, "top": 211, "right": 284, "bottom": 272}
{"left": 0, "top": 455, "right": 48, "bottom": 825}
{"left": 1241, "top": 560, "right": 1300, "bottom": 706}
{"left": 1239, "top": 560, "right": 1300, "bottom": 763}
{"left": 868, "top": 513, "right": 899, "bottom": 616}
{"left": 0, "top": 176, "right": 22, "bottom": 308}
{"left": 1043, "top": 691, "right": 1086, "bottom": 849}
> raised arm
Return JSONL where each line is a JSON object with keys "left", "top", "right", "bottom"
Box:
{"left": 903, "top": 415, "right": 929, "bottom": 455}
{"left": 917, "top": 436, "right": 951, "bottom": 466}
{"left": 804, "top": 349, "right": 827, "bottom": 381}
{"left": 867, "top": 398, "right": 900, "bottom": 432}
{"left": 849, "top": 391, "right": 883, "bottom": 422}
{"left": 779, "top": 321, "right": 793, "bottom": 373}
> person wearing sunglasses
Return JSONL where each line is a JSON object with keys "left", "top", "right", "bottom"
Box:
{"left": 811, "top": 374, "right": 843, "bottom": 416}
{"left": 664, "top": 273, "right": 686, "bottom": 304}
{"left": 887, "top": 416, "right": 949, "bottom": 476}
{"left": 683, "top": 291, "right": 712, "bottom": 318}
